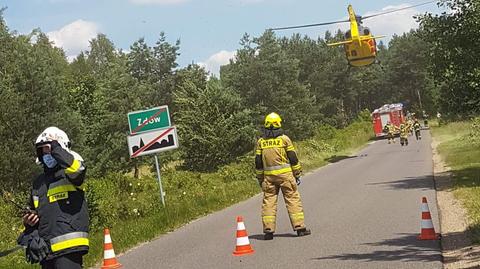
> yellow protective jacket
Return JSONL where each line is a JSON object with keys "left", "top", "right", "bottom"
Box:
{"left": 400, "top": 126, "right": 409, "bottom": 138}
{"left": 384, "top": 123, "right": 397, "bottom": 135}
{"left": 407, "top": 120, "right": 414, "bottom": 131}
{"left": 255, "top": 129, "right": 302, "bottom": 181}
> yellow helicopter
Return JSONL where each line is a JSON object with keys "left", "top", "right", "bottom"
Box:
{"left": 327, "top": 5, "right": 385, "bottom": 67}
{"left": 270, "top": 1, "right": 435, "bottom": 67}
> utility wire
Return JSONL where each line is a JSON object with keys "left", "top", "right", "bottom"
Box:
{"left": 269, "top": 19, "right": 350, "bottom": 31}
{"left": 269, "top": 0, "right": 437, "bottom": 31}
{"left": 362, "top": 0, "right": 437, "bottom": 20}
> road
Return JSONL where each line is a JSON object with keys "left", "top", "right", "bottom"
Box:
{"left": 117, "top": 130, "right": 442, "bottom": 269}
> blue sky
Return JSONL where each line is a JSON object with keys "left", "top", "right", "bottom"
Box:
{"left": 2, "top": 0, "right": 441, "bottom": 75}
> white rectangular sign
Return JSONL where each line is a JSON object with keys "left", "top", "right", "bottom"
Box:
{"left": 127, "top": 126, "right": 179, "bottom": 158}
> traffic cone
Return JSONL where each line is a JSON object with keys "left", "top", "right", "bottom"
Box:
{"left": 233, "top": 216, "right": 255, "bottom": 256}
{"left": 101, "top": 228, "right": 122, "bottom": 269}
{"left": 417, "top": 197, "right": 440, "bottom": 240}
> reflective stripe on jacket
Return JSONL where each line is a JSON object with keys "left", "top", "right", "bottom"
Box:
{"left": 255, "top": 133, "right": 302, "bottom": 178}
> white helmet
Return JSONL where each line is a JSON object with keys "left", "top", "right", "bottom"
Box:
{"left": 35, "top": 127, "right": 71, "bottom": 150}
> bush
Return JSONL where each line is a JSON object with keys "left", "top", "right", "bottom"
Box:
{"left": 86, "top": 173, "right": 160, "bottom": 231}
{"left": 174, "top": 79, "right": 256, "bottom": 171}
{"left": 469, "top": 117, "right": 480, "bottom": 145}
{"left": 314, "top": 124, "right": 338, "bottom": 141}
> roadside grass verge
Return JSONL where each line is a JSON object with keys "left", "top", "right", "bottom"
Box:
{"left": 0, "top": 117, "right": 373, "bottom": 268}
{"left": 431, "top": 118, "right": 480, "bottom": 243}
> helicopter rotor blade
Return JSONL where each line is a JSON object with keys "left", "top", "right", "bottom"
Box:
{"left": 269, "top": 0, "right": 436, "bottom": 31}
{"left": 362, "top": 0, "right": 437, "bottom": 20}
{"left": 269, "top": 19, "right": 350, "bottom": 31}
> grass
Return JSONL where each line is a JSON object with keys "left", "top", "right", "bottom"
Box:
{"left": 431, "top": 118, "right": 480, "bottom": 243}
{"left": 0, "top": 119, "right": 373, "bottom": 268}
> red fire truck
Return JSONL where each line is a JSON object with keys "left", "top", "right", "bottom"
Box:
{"left": 371, "top": 103, "right": 406, "bottom": 137}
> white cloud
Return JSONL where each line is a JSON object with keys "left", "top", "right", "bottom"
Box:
{"left": 47, "top": 20, "right": 99, "bottom": 60}
{"left": 361, "top": 4, "right": 421, "bottom": 40}
{"left": 129, "top": 0, "right": 187, "bottom": 5}
{"left": 198, "top": 50, "right": 236, "bottom": 76}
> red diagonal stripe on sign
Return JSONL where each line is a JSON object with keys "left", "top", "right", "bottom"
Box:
{"left": 132, "top": 127, "right": 174, "bottom": 158}
{"left": 131, "top": 108, "right": 166, "bottom": 134}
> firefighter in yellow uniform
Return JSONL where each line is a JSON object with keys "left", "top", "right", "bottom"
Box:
{"left": 406, "top": 119, "right": 414, "bottom": 136}
{"left": 383, "top": 122, "right": 397, "bottom": 144}
{"left": 255, "top": 113, "right": 311, "bottom": 240}
{"left": 399, "top": 123, "right": 409, "bottom": 146}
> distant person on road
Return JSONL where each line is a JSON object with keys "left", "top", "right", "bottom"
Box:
{"left": 422, "top": 110, "right": 429, "bottom": 127}
{"left": 414, "top": 120, "right": 422, "bottom": 140}
{"left": 406, "top": 118, "right": 414, "bottom": 136}
{"left": 399, "top": 123, "right": 409, "bottom": 146}
{"left": 19, "top": 127, "right": 89, "bottom": 269}
{"left": 437, "top": 112, "right": 442, "bottom": 126}
{"left": 255, "top": 113, "right": 311, "bottom": 240}
{"left": 383, "top": 121, "right": 397, "bottom": 144}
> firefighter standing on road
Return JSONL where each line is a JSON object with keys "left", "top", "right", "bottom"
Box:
{"left": 422, "top": 111, "right": 429, "bottom": 127}
{"left": 255, "top": 113, "right": 311, "bottom": 240}
{"left": 406, "top": 118, "right": 414, "bottom": 136}
{"left": 383, "top": 122, "right": 397, "bottom": 144}
{"left": 399, "top": 123, "right": 409, "bottom": 146}
{"left": 19, "top": 127, "right": 89, "bottom": 269}
{"left": 414, "top": 120, "right": 422, "bottom": 140}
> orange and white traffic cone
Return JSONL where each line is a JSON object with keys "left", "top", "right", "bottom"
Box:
{"left": 417, "top": 197, "right": 440, "bottom": 240}
{"left": 101, "top": 228, "right": 122, "bottom": 269}
{"left": 233, "top": 216, "right": 255, "bottom": 256}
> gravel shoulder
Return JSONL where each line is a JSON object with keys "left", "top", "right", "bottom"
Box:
{"left": 432, "top": 138, "right": 480, "bottom": 269}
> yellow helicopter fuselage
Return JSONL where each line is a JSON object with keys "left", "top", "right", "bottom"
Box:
{"left": 328, "top": 5, "right": 384, "bottom": 67}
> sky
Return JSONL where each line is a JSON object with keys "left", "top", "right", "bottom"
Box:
{"left": 2, "top": 0, "right": 442, "bottom": 75}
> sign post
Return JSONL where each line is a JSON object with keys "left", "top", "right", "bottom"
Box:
{"left": 154, "top": 155, "right": 165, "bottom": 206}
{"left": 127, "top": 106, "right": 178, "bottom": 207}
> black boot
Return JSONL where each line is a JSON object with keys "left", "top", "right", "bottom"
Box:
{"left": 264, "top": 232, "right": 274, "bottom": 240}
{"left": 296, "top": 228, "right": 311, "bottom": 237}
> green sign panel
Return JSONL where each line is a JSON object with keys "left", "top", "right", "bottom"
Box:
{"left": 128, "top": 106, "right": 171, "bottom": 134}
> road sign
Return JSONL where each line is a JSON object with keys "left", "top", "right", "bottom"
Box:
{"left": 128, "top": 106, "right": 171, "bottom": 135}
{"left": 127, "top": 127, "right": 178, "bottom": 158}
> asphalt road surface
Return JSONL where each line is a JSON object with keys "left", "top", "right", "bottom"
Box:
{"left": 118, "top": 130, "right": 441, "bottom": 269}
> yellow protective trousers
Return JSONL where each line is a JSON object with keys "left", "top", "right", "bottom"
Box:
{"left": 261, "top": 173, "right": 305, "bottom": 233}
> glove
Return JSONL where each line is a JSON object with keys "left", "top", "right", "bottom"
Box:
{"left": 18, "top": 229, "right": 50, "bottom": 264}
{"left": 26, "top": 237, "right": 49, "bottom": 264}
{"left": 50, "top": 140, "right": 61, "bottom": 150}
{"left": 295, "top": 177, "right": 301, "bottom": 185}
